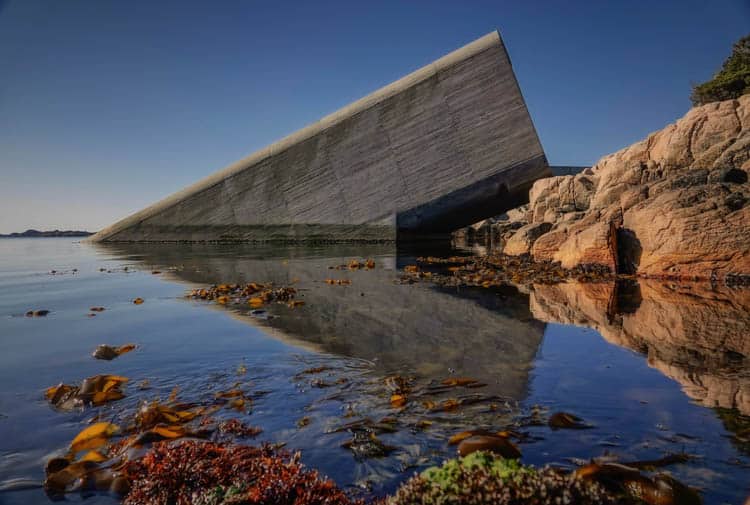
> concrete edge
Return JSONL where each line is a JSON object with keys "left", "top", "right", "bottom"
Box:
{"left": 90, "top": 31, "right": 503, "bottom": 242}
{"left": 96, "top": 223, "right": 397, "bottom": 243}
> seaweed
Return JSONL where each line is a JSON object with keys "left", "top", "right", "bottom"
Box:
{"left": 388, "top": 452, "right": 621, "bottom": 505}
{"left": 123, "top": 440, "right": 360, "bottom": 505}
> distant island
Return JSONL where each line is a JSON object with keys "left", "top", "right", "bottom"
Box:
{"left": 0, "top": 229, "right": 94, "bottom": 238}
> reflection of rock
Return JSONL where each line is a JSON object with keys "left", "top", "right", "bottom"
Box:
{"left": 530, "top": 280, "right": 750, "bottom": 414}
{"left": 96, "top": 243, "right": 545, "bottom": 401}
{"left": 714, "top": 408, "right": 750, "bottom": 455}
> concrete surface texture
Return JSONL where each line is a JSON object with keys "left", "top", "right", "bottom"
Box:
{"left": 91, "top": 31, "right": 549, "bottom": 243}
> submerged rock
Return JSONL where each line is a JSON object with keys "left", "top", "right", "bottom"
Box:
{"left": 547, "top": 411, "right": 591, "bottom": 430}
{"left": 92, "top": 344, "right": 136, "bottom": 360}
{"left": 341, "top": 430, "right": 396, "bottom": 460}
{"left": 456, "top": 434, "right": 521, "bottom": 458}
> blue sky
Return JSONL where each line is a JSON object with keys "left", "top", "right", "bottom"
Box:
{"left": 0, "top": 0, "right": 748, "bottom": 233}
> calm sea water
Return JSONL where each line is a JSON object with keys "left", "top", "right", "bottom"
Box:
{"left": 0, "top": 238, "right": 748, "bottom": 504}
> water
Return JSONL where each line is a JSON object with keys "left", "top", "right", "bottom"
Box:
{"left": 0, "top": 238, "right": 748, "bottom": 504}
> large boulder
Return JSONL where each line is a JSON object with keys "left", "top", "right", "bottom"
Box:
{"left": 503, "top": 222, "right": 552, "bottom": 256}
{"left": 509, "top": 95, "right": 750, "bottom": 280}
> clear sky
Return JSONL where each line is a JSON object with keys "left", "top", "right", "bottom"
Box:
{"left": 0, "top": 0, "right": 748, "bottom": 233}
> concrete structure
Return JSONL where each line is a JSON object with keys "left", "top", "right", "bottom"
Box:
{"left": 91, "top": 31, "right": 549, "bottom": 243}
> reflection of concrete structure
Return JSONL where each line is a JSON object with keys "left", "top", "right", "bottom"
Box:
{"left": 91, "top": 31, "right": 548, "bottom": 243}
{"left": 99, "top": 242, "right": 545, "bottom": 400}
{"left": 530, "top": 280, "right": 750, "bottom": 415}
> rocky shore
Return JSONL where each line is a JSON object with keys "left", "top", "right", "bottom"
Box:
{"left": 460, "top": 94, "right": 750, "bottom": 282}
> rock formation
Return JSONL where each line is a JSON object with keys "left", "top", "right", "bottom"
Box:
{"left": 452, "top": 205, "right": 530, "bottom": 246}
{"left": 505, "top": 95, "right": 750, "bottom": 280}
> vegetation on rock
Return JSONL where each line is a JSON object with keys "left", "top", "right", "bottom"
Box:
{"left": 691, "top": 34, "right": 750, "bottom": 105}
{"left": 387, "top": 452, "right": 620, "bottom": 505}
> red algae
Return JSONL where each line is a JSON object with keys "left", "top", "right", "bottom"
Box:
{"left": 124, "top": 440, "right": 361, "bottom": 505}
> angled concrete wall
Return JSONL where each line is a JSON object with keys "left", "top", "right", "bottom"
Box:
{"left": 92, "top": 31, "right": 549, "bottom": 243}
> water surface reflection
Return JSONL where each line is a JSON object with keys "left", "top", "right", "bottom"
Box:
{"left": 0, "top": 239, "right": 747, "bottom": 504}
{"left": 99, "top": 242, "right": 546, "bottom": 400}
{"left": 99, "top": 242, "right": 750, "bottom": 501}
{"left": 530, "top": 279, "right": 750, "bottom": 416}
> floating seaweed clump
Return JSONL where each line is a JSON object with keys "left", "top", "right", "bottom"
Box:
{"left": 411, "top": 253, "right": 615, "bottom": 288}
{"left": 46, "top": 374, "right": 129, "bottom": 410}
{"left": 387, "top": 452, "right": 623, "bottom": 505}
{"left": 329, "top": 259, "right": 376, "bottom": 270}
{"left": 187, "top": 282, "right": 301, "bottom": 308}
{"left": 124, "top": 440, "right": 361, "bottom": 505}
{"left": 92, "top": 343, "right": 137, "bottom": 360}
{"left": 217, "top": 419, "right": 263, "bottom": 438}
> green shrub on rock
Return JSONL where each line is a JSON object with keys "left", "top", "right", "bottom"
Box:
{"left": 387, "top": 452, "right": 621, "bottom": 505}
{"left": 691, "top": 34, "right": 750, "bottom": 105}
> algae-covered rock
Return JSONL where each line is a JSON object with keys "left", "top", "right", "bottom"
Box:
{"left": 387, "top": 452, "right": 620, "bottom": 505}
